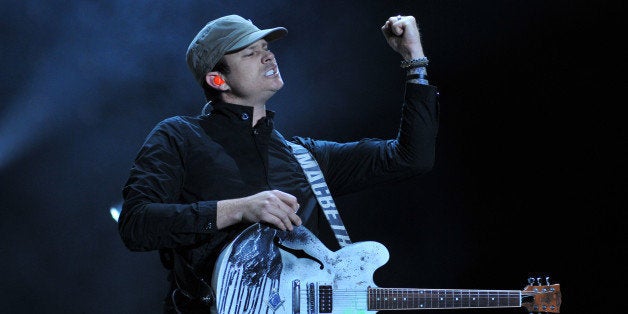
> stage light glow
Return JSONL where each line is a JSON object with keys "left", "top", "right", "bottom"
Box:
{"left": 108, "top": 199, "right": 124, "bottom": 223}
{"left": 110, "top": 206, "right": 120, "bottom": 222}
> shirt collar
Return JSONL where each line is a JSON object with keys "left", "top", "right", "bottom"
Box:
{"left": 209, "top": 100, "right": 276, "bottom": 126}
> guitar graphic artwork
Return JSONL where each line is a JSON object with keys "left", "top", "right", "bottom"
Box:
{"left": 211, "top": 223, "right": 561, "bottom": 314}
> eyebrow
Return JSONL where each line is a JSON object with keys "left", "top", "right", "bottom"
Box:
{"left": 246, "top": 41, "right": 268, "bottom": 51}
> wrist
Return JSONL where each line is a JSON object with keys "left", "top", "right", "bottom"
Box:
{"left": 400, "top": 57, "right": 429, "bottom": 69}
{"left": 405, "top": 66, "right": 429, "bottom": 85}
{"left": 216, "top": 199, "right": 244, "bottom": 229}
{"left": 402, "top": 52, "right": 425, "bottom": 61}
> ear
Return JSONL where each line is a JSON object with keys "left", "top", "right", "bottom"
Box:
{"left": 206, "top": 72, "right": 228, "bottom": 90}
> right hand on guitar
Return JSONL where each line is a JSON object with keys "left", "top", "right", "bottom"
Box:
{"left": 217, "top": 190, "right": 302, "bottom": 231}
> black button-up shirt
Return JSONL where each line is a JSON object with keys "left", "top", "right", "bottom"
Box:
{"left": 118, "top": 83, "right": 439, "bottom": 295}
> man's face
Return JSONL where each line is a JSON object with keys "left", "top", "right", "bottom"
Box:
{"left": 222, "top": 39, "right": 283, "bottom": 104}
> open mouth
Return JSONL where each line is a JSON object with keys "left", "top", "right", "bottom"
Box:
{"left": 264, "top": 67, "right": 279, "bottom": 77}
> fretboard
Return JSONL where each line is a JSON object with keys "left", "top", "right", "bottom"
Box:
{"left": 367, "top": 287, "right": 522, "bottom": 310}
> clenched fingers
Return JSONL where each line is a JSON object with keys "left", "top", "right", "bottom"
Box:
{"left": 245, "top": 190, "right": 302, "bottom": 231}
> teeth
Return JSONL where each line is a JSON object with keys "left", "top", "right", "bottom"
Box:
{"left": 265, "top": 69, "right": 276, "bottom": 76}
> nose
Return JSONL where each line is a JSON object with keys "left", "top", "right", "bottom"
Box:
{"left": 262, "top": 50, "right": 275, "bottom": 64}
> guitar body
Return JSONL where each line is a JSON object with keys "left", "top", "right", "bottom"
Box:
{"left": 211, "top": 223, "right": 389, "bottom": 314}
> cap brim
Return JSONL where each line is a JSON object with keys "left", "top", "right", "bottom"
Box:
{"left": 228, "top": 27, "right": 288, "bottom": 53}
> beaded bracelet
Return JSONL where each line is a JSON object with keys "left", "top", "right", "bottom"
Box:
{"left": 400, "top": 57, "right": 429, "bottom": 69}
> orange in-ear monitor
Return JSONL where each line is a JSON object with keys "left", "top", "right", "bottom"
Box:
{"left": 213, "top": 75, "right": 225, "bottom": 86}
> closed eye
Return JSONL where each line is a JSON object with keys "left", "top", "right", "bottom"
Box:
{"left": 242, "top": 43, "right": 270, "bottom": 57}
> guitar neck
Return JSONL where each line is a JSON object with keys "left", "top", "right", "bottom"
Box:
{"left": 367, "top": 287, "right": 522, "bottom": 310}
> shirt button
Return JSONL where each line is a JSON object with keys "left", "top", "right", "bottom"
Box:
{"left": 241, "top": 113, "right": 249, "bottom": 120}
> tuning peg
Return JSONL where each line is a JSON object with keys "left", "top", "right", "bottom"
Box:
{"left": 545, "top": 276, "right": 550, "bottom": 285}
{"left": 528, "top": 277, "right": 535, "bottom": 285}
{"left": 536, "top": 277, "right": 541, "bottom": 285}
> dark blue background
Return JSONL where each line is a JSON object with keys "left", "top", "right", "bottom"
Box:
{"left": 1, "top": 1, "right": 623, "bottom": 313}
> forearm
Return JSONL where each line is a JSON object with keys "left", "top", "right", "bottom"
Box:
{"left": 118, "top": 193, "right": 218, "bottom": 251}
{"left": 295, "top": 85, "right": 438, "bottom": 196}
{"left": 395, "top": 83, "right": 439, "bottom": 170}
{"left": 216, "top": 198, "right": 243, "bottom": 229}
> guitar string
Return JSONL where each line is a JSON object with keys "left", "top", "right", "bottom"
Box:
{"left": 292, "top": 291, "right": 529, "bottom": 300}
{"left": 292, "top": 290, "right": 533, "bottom": 295}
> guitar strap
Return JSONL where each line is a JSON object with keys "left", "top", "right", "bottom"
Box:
{"left": 286, "top": 141, "right": 353, "bottom": 248}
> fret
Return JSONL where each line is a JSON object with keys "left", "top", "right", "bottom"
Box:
{"left": 417, "top": 289, "right": 425, "bottom": 309}
{"left": 402, "top": 288, "right": 409, "bottom": 309}
{"left": 426, "top": 289, "right": 432, "bottom": 309}
{"left": 477, "top": 290, "right": 486, "bottom": 307}
{"left": 425, "top": 289, "right": 437, "bottom": 309}
{"left": 444, "top": 289, "right": 452, "bottom": 308}
{"left": 500, "top": 291, "right": 511, "bottom": 307}
{"left": 471, "top": 289, "right": 480, "bottom": 307}
{"left": 454, "top": 290, "right": 462, "bottom": 308}
{"left": 488, "top": 290, "right": 498, "bottom": 307}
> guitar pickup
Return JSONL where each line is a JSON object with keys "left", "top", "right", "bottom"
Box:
{"left": 318, "top": 285, "right": 332, "bottom": 313}
{"left": 304, "top": 282, "right": 333, "bottom": 314}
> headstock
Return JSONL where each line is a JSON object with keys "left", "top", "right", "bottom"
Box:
{"left": 521, "top": 276, "right": 562, "bottom": 313}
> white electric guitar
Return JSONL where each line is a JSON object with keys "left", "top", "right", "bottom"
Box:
{"left": 211, "top": 223, "right": 561, "bottom": 314}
